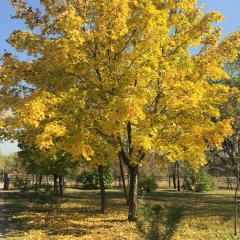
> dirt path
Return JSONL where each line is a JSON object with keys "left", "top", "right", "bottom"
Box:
{"left": 0, "top": 183, "right": 15, "bottom": 239}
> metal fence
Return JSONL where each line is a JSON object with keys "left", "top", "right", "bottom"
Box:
{"left": 6, "top": 175, "right": 239, "bottom": 190}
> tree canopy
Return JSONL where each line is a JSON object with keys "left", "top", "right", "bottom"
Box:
{"left": 1, "top": 0, "right": 239, "bottom": 166}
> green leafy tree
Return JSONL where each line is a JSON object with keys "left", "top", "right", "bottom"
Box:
{"left": 0, "top": 153, "right": 15, "bottom": 190}
{"left": 139, "top": 175, "right": 158, "bottom": 192}
{"left": 18, "top": 135, "right": 79, "bottom": 196}
{"left": 208, "top": 52, "right": 240, "bottom": 236}
{"left": 182, "top": 169, "right": 217, "bottom": 192}
{"left": 77, "top": 168, "right": 114, "bottom": 190}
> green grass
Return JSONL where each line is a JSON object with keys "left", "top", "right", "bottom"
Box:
{"left": 4, "top": 187, "right": 240, "bottom": 239}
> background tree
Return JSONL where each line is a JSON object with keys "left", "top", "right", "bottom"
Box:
{"left": 205, "top": 51, "right": 240, "bottom": 236}
{"left": 18, "top": 135, "right": 78, "bottom": 196}
{"left": 207, "top": 51, "right": 240, "bottom": 178}
{"left": 0, "top": 153, "right": 15, "bottom": 190}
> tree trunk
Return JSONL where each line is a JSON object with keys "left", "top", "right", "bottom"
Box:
{"left": 172, "top": 164, "right": 177, "bottom": 189}
{"left": 128, "top": 165, "right": 138, "bottom": 221}
{"left": 176, "top": 162, "right": 181, "bottom": 191}
{"left": 3, "top": 173, "right": 10, "bottom": 190}
{"left": 1, "top": 170, "right": 4, "bottom": 183}
{"left": 119, "top": 174, "right": 122, "bottom": 188}
{"left": 227, "top": 175, "right": 233, "bottom": 190}
{"left": 59, "top": 175, "right": 64, "bottom": 196}
{"left": 234, "top": 132, "right": 239, "bottom": 237}
{"left": 98, "top": 165, "right": 106, "bottom": 214}
{"left": 234, "top": 180, "right": 239, "bottom": 236}
{"left": 119, "top": 150, "right": 139, "bottom": 221}
{"left": 39, "top": 175, "right": 42, "bottom": 186}
{"left": 53, "top": 174, "right": 58, "bottom": 194}
{"left": 118, "top": 121, "right": 142, "bottom": 222}
{"left": 118, "top": 153, "right": 129, "bottom": 205}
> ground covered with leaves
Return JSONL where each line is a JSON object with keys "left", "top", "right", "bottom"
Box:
{"left": 4, "top": 187, "right": 239, "bottom": 239}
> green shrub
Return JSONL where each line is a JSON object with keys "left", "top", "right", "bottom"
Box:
{"left": 77, "top": 170, "right": 99, "bottom": 189}
{"left": 182, "top": 170, "right": 217, "bottom": 192}
{"left": 12, "top": 177, "right": 31, "bottom": 194}
{"left": 137, "top": 202, "right": 165, "bottom": 240}
{"left": 139, "top": 175, "right": 158, "bottom": 192}
{"left": 137, "top": 200, "right": 184, "bottom": 240}
{"left": 77, "top": 169, "right": 113, "bottom": 189}
{"left": 40, "top": 183, "right": 53, "bottom": 192}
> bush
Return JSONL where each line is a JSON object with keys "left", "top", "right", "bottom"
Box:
{"left": 137, "top": 202, "right": 165, "bottom": 240}
{"left": 12, "top": 177, "right": 31, "bottom": 194}
{"left": 40, "top": 183, "right": 53, "bottom": 192}
{"left": 139, "top": 175, "right": 158, "bottom": 192}
{"left": 182, "top": 170, "right": 217, "bottom": 192}
{"left": 137, "top": 200, "right": 184, "bottom": 240}
{"left": 77, "top": 169, "right": 114, "bottom": 189}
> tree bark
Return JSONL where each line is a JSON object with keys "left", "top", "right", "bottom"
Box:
{"left": 227, "top": 175, "right": 232, "bottom": 190}
{"left": 172, "top": 163, "right": 177, "bottom": 189}
{"left": 128, "top": 165, "right": 138, "bottom": 221}
{"left": 234, "top": 180, "right": 239, "bottom": 236}
{"left": 53, "top": 174, "right": 58, "bottom": 194}
{"left": 118, "top": 121, "right": 143, "bottom": 221}
{"left": 98, "top": 165, "right": 106, "bottom": 214}
{"left": 118, "top": 153, "right": 129, "bottom": 205}
{"left": 234, "top": 132, "right": 239, "bottom": 237}
{"left": 3, "top": 173, "right": 10, "bottom": 190}
{"left": 59, "top": 175, "right": 64, "bottom": 196}
{"left": 119, "top": 174, "right": 122, "bottom": 188}
{"left": 39, "top": 175, "right": 42, "bottom": 186}
{"left": 119, "top": 149, "right": 139, "bottom": 221}
{"left": 176, "top": 162, "right": 181, "bottom": 191}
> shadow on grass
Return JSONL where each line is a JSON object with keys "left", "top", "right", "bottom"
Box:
{"left": 164, "top": 205, "right": 184, "bottom": 240}
{"left": 4, "top": 190, "right": 28, "bottom": 215}
{"left": 144, "top": 189, "right": 236, "bottom": 218}
{"left": 3, "top": 188, "right": 130, "bottom": 238}
{"left": 3, "top": 187, "right": 237, "bottom": 239}
{"left": 136, "top": 201, "right": 184, "bottom": 240}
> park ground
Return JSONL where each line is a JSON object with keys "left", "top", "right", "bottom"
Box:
{"left": 2, "top": 186, "right": 240, "bottom": 240}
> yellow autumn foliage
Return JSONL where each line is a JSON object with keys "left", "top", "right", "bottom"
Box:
{"left": 0, "top": 0, "right": 239, "bottom": 167}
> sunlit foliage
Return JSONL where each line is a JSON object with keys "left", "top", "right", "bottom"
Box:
{"left": 0, "top": 0, "right": 240, "bottom": 169}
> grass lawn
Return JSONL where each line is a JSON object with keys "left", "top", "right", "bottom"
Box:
{"left": 4, "top": 187, "right": 240, "bottom": 239}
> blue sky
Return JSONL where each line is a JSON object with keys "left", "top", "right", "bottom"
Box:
{"left": 0, "top": 0, "right": 240, "bottom": 155}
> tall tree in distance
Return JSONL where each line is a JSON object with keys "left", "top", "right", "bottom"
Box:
{"left": 209, "top": 51, "right": 240, "bottom": 236}
{"left": 0, "top": 153, "right": 15, "bottom": 190}
{"left": 0, "top": 0, "right": 240, "bottom": 220}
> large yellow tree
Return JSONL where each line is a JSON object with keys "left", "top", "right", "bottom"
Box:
{"left": 1, "top": 0, "right": 240, "bottom": 220}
